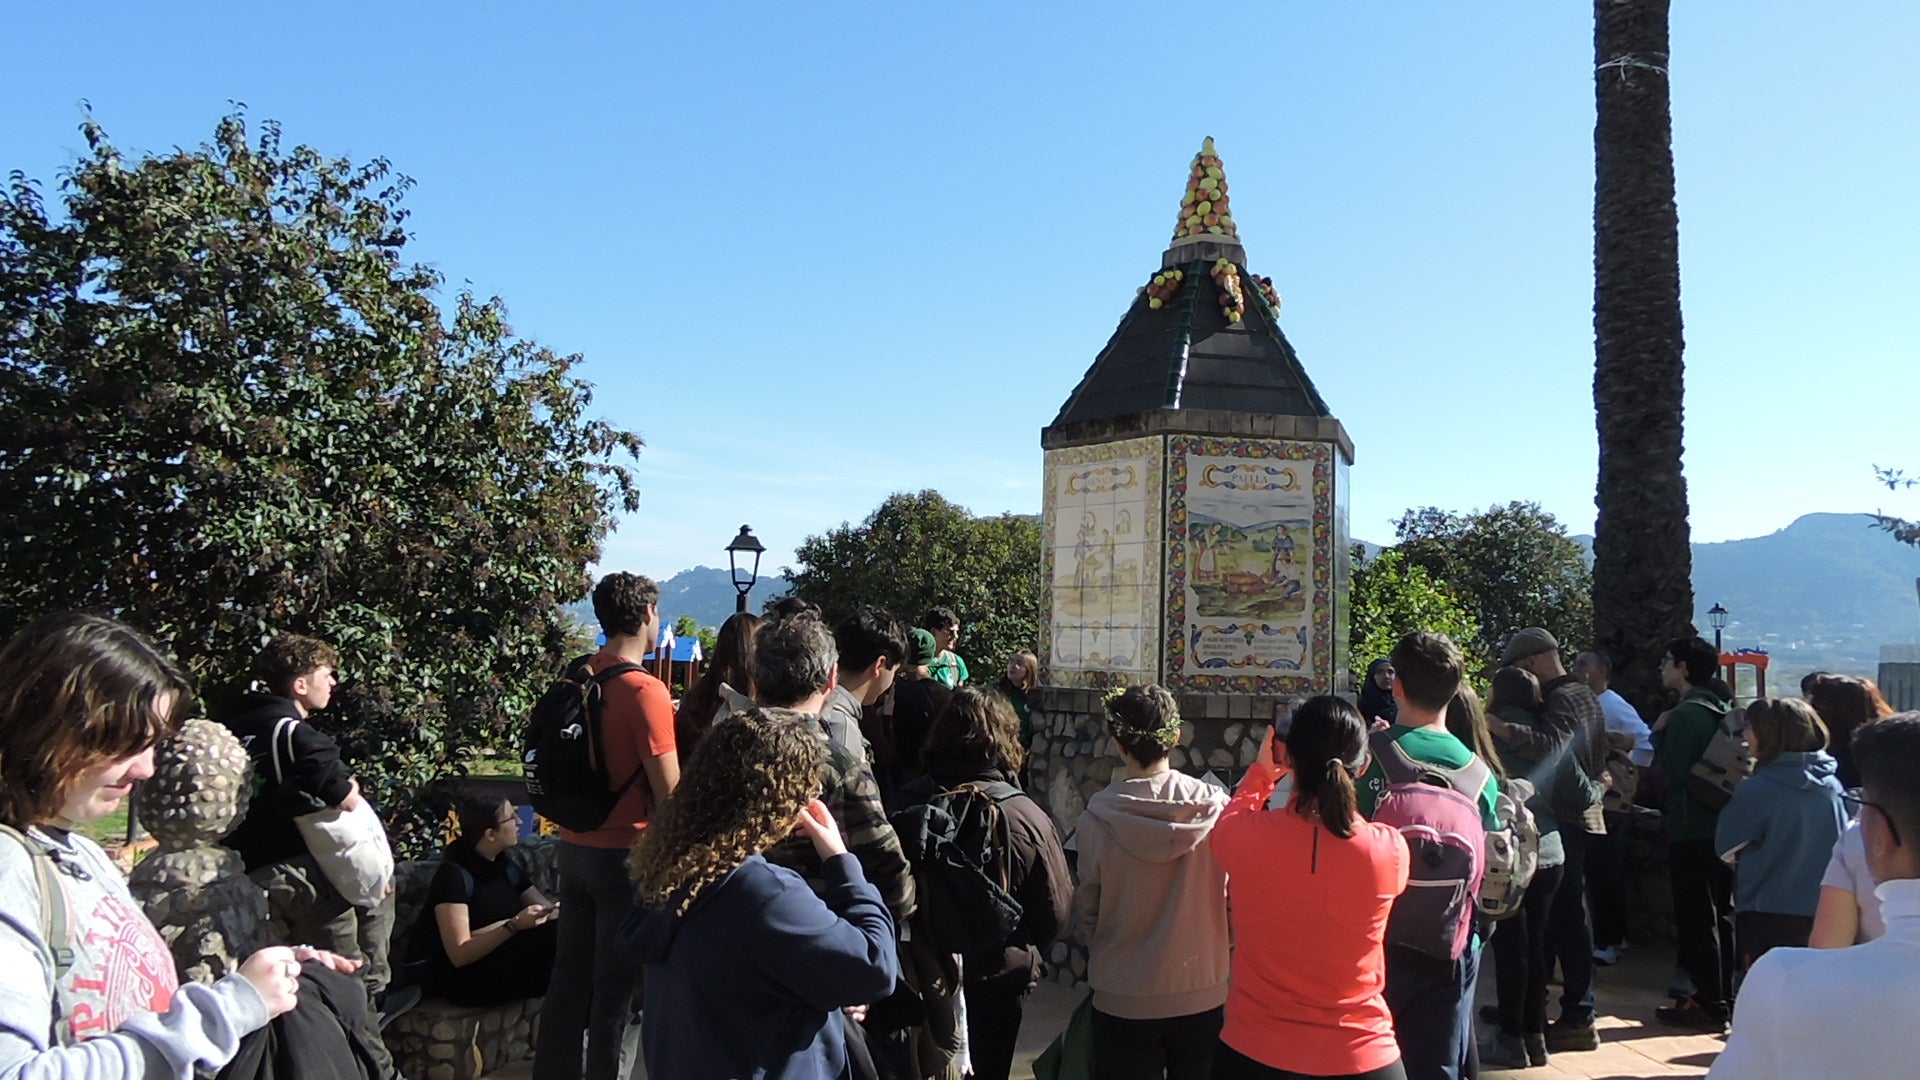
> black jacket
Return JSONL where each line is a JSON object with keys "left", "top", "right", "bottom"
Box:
{"left": 217, "top": 691, "right": 354, "bottom": 871}
{"left": 898, "top": 766, "right": 1072, "bottom": 985}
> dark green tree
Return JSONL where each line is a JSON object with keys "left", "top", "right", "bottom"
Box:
{"left": 1592, "top": 0, "right": 1695, "bottom": 710}
{"left": 1348, "top": 546, "right": 1479, "bottom": 673}
{"left": 785, "top": 491, "right": 1041, "bottom": 679}
{"left": 0, "top": 113, "right": 640, "bottom": 851}
{"left": 1393, "top": 502, "right": 1594, "bottom": 670}
{"left": 1872, "top": 467, "right": 1918, "bottom": 545}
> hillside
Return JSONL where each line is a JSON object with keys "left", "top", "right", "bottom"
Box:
{"left": 1689, "top": 513, "right": 1919, "bottom": 686}
{"left": 568, "top": 565, "right": 794, "bottom": 633}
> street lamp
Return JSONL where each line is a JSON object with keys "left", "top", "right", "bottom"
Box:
{"left": 1708, "top": 602, "right": 1729, "bottom": 652}
{"left": 726, "top": 525, "right": 766, "bottom": 614}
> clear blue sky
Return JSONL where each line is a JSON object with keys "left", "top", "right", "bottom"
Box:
{"left": 7, "top": 3, "right": 1916, "bottom": 581}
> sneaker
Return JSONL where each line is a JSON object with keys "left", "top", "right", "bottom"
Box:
{"left": 1524, "top": 1033, "right": 1550, "bottom": 1067}
{"left": 1593, "top": 945, "right": 1620, "bottom": 966}
{"left": 1654, "top": 996, "right": 1729, "bottom": 1033}
{"left": 1479, "top": 1032, "right": 1530, "bottom": 1068}
{"left": 1545, "top": 1017, "right": 1600, "bottom": 1052}
{"left": 377, "top": 985, "right": 423, "bottom": 1031}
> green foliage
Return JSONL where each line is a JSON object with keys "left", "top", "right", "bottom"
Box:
{"left": 786, "top": 491, "right": 1041, "bottom": 679}
{"left": 1872, "top": 466, "right": 1918, "bottom": 545}
{"left": 1390, "top": 502, "right": 1593, "bottom": 670}
{"left": 1348, "top": 546, "right": 1479, "bottom": 672}
{"left": 671, "top": 614, "right": 718, "bottom": 657}
{"left": 0, "top": 113, "right": 640, "bottom": 855}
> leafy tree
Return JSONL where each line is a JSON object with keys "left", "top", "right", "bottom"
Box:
{"left": 671, "top": 614, "right": 718, "bottom": 656}
{"left": 1392, "top": 502, "right": 1594, "bottom": 670}
{"left": 786, "top": 491, "right": 1041, "bottom": 679}
{"left": 0, "top": 113, "right": 639, "bottom": 853}
{"left": 1591, "top": 0, "right": 1696, "bottom": 710}
{"left": 1872, "top": 466, "right": 1918, "bottom": 545}
{"left": 1348, "top": 546, "right": 1479, "bottom": 674}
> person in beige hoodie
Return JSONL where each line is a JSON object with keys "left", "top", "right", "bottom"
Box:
{"left": 1074, "top": 684, "right": 1232, "bottom": 1080}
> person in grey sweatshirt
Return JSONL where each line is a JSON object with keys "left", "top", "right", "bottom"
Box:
{"left": 1074, "top": 684, "right": 1230, "bottom": 1080}
{"left": 1715, "top": 697, "right": 1851, "bottom": 967}
{"left": 0, "top": 613, "right": 357, "bottom": 1080}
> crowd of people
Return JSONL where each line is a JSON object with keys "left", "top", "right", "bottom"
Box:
{"left": 2, "top": 579, "right": 1917, "bottom": 1080}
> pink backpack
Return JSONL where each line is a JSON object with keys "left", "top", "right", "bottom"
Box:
{"left": 1370, "top": 730, "right": 1491, "bottom": 963}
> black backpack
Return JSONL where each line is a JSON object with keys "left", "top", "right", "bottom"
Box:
{"left": 891, "top": 780, "right": 1024, "bottom": 961}
{"left": 522, "top": 659, "right": 645, "bottom": 832}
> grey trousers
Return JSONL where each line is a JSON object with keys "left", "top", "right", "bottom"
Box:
{"left": 532, "top": 843, "right": 643, "bottom": 1080}
{"left": 252, "top": 853, "right": 397, "bottom": 1075}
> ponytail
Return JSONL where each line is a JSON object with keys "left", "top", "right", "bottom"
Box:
{"left": 1286, "top": 695, "right": 1368, "bottom": 840}
{"left": 1316, "top": 755, "right": 1360, "bottom": 840}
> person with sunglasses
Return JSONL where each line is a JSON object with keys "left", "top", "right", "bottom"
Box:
{"left": 1707, "top": 713, "right": 1920, "bottom": 1079}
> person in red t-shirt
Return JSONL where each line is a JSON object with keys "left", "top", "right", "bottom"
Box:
{"left": 1210, "top": 696, "right": 1411, "bottom": 1080}
{"left": 531, "top": 572, "right": 679, "bottom": 1080}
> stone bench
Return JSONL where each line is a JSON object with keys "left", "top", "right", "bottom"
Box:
{"left": 385, "top": 996, "right": 542, "bottom": 1080}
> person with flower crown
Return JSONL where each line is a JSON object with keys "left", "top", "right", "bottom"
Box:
{"left": 1073, "top": 684, "right": 1231, "bottom": 1080}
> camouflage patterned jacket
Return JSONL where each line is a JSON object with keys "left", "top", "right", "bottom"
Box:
{"left": 764, "top": 711, "right": 917, "bottom": 923}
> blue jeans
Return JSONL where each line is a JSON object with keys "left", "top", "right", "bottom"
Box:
{"left": 1383, "top": 942, "right": 1479, "bottom": 1080}
{"left": 532, "top": 843, "right": 643, "bottom": 1080}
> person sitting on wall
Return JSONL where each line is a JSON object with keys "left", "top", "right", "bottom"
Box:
{"left": 407, "top": 793, "right": 558, "bottom": 1007}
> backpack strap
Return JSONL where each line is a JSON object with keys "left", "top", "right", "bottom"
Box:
{"left": 0, "top": 824, "right": 77, "bottom": 1046}
{"left": 583, "top": 661, "right": 648, "bottom": 798}
{"left": 1370, "top": 729, "right": 1492, "bottom": 805}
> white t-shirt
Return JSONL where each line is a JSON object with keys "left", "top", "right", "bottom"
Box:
{"left": 1820, "top": 819, "right": 1885, "bottom": 942}
{"left": 1596, "top": 688, "right": 1655, "bottom": 767}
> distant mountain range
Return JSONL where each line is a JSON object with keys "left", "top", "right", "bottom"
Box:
{"left": 568, "top": 565, "right": 795, "bottom": 633}
{"left": 574, "top": 514, "right": 1919, "bottom": 692}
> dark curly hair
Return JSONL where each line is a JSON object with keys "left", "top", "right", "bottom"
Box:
{"left": 254, "top": 634, "right": 340, "bottom": 697}
{"left": 921, "top": 686, "right": 1025, "bottom": 777}
{"left": 629, "top": 707, "right": 823, "bottom": 913}
{"left": 592, "top": 572, "right": 660, "bottom": 637}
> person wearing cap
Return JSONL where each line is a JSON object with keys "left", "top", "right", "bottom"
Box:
{"left": 1485, "top": 627, "right": 1608, "bottom": 1054}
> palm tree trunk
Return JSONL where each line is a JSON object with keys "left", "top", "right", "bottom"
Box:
{"left": 1592, "top": 0, "right": 1694, "bottom": 712}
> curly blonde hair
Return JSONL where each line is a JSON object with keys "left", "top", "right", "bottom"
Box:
{"left": 628, "top": 707, "right": 823, "bottom": 913}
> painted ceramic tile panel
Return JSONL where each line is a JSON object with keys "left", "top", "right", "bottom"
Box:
{"left": 1167, "top": 436, "right": 1334, "bottom": 694}
{"left": 1040, "top": 436, "right": 1162, "bottom": 688}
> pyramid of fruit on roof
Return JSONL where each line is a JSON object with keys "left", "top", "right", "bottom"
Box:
{"left": 1173, "top": 137, "right": 1239, "bottom": 243}
{"left": 1048, "top": 136, "right": 1332, "bottom": 431}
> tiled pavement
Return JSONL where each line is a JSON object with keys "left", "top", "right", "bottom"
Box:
{"left": 489, "top": 938, "right": 1724, "bottom": 1079}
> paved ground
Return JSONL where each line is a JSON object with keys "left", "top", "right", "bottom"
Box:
{"left": 487, "top": 939, "right": 1723, "bottom": 1079}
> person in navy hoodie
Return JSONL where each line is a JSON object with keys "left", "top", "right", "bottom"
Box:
{"left": 1714, "top": 698, "right": 1850, "bottom": 967}
{"left": 624, "top": 706, "right": 898, "bottom": 1080}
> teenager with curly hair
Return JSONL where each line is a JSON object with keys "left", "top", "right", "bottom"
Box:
{"left": 624, "top": 707, "right": 897, "bottom": 1080}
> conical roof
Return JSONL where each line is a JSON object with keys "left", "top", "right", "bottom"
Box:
{"left": 1047, "top": 137, "right": 1335, "bottom": 440}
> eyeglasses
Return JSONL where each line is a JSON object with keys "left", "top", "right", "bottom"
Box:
{"left": 495, "top": 814, "right": 521, "bottom": 830}
{"left": 1840, "top": 791, "right": 1901, "bottom": 847}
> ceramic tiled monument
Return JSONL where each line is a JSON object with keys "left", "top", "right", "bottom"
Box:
{"left": 1032, "top": 138, "right": 1355, "bottom": 876}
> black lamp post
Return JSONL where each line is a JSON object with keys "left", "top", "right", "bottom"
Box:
{"left": 1708, "top": 602, "right": 1729, "bottom": 652}
{"left": 726, "top": 525, "right": 766, "bottom": 614}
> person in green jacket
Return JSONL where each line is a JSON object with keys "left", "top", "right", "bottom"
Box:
{"left": 1650, "top": 636, "right": 1736, "bottom": 1032}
